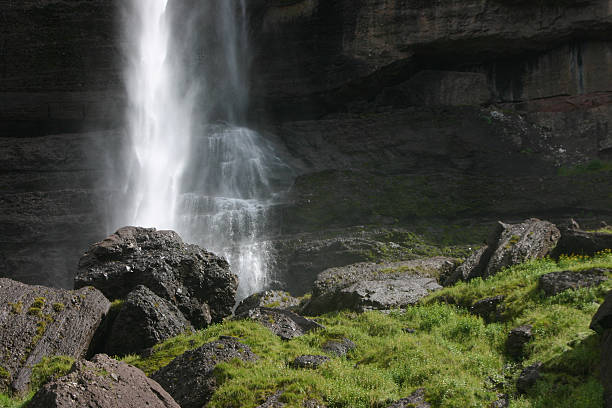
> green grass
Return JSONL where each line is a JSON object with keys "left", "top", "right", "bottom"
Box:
{"left": 558, "top": 160, "right": 612, "bottom": 176}
{"left": 2, "top": 251, "right": 611, "bottom": 407}
{"left": 0, "top": 356, "right": 74, "bottom": 408}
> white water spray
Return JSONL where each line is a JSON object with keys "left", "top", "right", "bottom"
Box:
{"left": 121, "top": 0, "right": 293, "bottom": 298}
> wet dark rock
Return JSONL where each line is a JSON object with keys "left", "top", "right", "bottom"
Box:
{"left": 0, "top": 278, "right": 109, "bottom": 393}
{"left": 446, "top": 219, "right": 560, "bottom": 284}
{"left": 152, "top": 337, "right": 257, "bottom": 408}
{"left": 303, "top": 258, "right": 454, "bottom": 315}
{"left": 506, "top": 325, "right": 533, "bottom": 360}
{"left": 235, "top": 290, "right": 301, "bottom": 315}
{"left": 386, "top": 388, "right": 430, "bottom": 408}
{"left": 322, "top": 338, "right": 356, "bottom": 357}
{"left": 237, "top": 307, "right": 324, "bottom": 340}
{"left": 75, "top": 226, "right": 238, "bottom": 328}
{"left": 539, "top": 269, "right": 609, "bottom": 297}
{"left": 516, "top": 362, "right": 542, "bottom": 394}
{"left": 470, "top": 295, "right": 505, "bottom": 322}
{"left": 290, "top": 355, "right": 330, "bottom": 369}
{"left": 553, "top": 228, "right": 612, "bottom": 257}
{"left": 103, "top": 285, "right": 193, "bottom": 356}
{"left": 28, "top": 354, "right": 179, "bottom": 408}
{"left": 591, "top": 290, "right": 612, "bottom": 333}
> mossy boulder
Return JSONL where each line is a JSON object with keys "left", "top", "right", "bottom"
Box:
{"left": 303, "top": 258, "right": 456, "bottom": 315}
{"left": 0, "top": 278, "right": 109, "bottom": 394}
{"left": 28, "top": 354, "right": 179, "bottom": 408}
{"left": 75, "top": 226, "right": 238, "bottom": 328}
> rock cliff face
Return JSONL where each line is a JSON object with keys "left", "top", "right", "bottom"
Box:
{"left": 0, "top": 0, "right": 611, "bottom": 289}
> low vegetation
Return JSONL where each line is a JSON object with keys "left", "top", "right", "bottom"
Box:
{"left": 1, "top": 251, "right": 610, "bottom": 407}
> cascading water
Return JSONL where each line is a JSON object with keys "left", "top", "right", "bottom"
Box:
{"left": 119, "top": 0, "right": 294, "bottom": 298}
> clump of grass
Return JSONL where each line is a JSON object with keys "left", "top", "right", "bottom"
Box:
{"left": 29, "top": 356, "right": 74, "bottom": 391}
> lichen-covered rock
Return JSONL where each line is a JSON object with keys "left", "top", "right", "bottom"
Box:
{"left": 539, "top": 269, "right": 609, "bottom": 297}
{"left": 257, "top": 391, "right": 285, "bottom": 408}
{"left": 104, "top": 285, "right": 193, "bottom": 356}
{"left": 447, "top": 219, "right": 560, "bottom": 284}
{"left": 152, "top": 336, "right": 257, "bottom": 408}
{"left": 75, "top": 226, "right": 238, "bottom": 328}
{"left": 27, "top": 354, "right": 179, "bottom": 408}
{"left": 444, "top": 246, "right": 487, "bottom": 286}
{"left": 290, "top": 355, "right": 330, "bottom": 369}
{"left": 485, "top": 219, "right": 560, "bottom": 277}
{"left": 386, "top": 388, "right": 430, "bottom": 408}
{"left": 237, "top": 307, "right": 324, "bottom": 340}
{"left": 322, "top": 338, "right": 356, "bottom": 357}
{"left": 0, "top": 278, "right": 109, "bottom": 393}
{"left": 303, "top": 258, "right": 455, "bottom": 315}
{"left": 235, "top": 290, "right": 301, "bottom": 316}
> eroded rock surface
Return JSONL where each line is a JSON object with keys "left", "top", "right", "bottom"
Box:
{"left": 237, "top": 307, "right": 324, "bottom": 340}
{"left": 303, "top": 258, "right": 454, "bottom": 315}
{"left": 103, "top": 285, "right": 193, "bottom": 356}
{"left": 152, "top": 336, "right": 257, "bottom": 408}
{"left": 290, "top": 355, "right": 330, "bottom": 369}
{"left": 553, "top": 228, "right": 612, "bottom": 257}
{"left": 386, "top": 388, "right": 430, "bottom": 408}
{"left": 0, "top": 279, "right": 109, "bottom": 393}
{"left": 322, "top": 338, "right": 356, "bottom": 357}
{"left": 27, "top": 354, "right": 179, "bottom": 408}
{"left": 446, "top": 219, "right": 560, "bottom": 284}
{"left": 539, "top": 269, "right": 609, "bottom": 297}
{"left": 75, "top": 226, "right": 238, "bottom": 328}
{"left": 235, "top": 290, "right": 301, "bottom": 315}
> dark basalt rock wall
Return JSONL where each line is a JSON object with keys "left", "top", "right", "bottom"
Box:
{"left": 0, "top": 0, "right": 611, "bottom": 288}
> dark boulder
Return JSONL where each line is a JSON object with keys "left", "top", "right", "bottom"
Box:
{"left": 516, "top": 362, "right": 542, "bottom": 394}
{"left": 553, "top": 228, "right": 612, "bottom": 257}
{"left": 387, "top": 388, "right": 430, "bottom": 408}
{"left": 235, "top": 290, "right": 301, "bottom": 316}
{"left": 0, "top": 278, "right": 109, "bottom": 393}
{"left": 444, "top": 246, "right": 487, "bottom": 286}
{"left": 151, "top": 336, "right": 257, "bottom": 408}
{"left": 27, "top": 354, "right": 179, "bottom": 408}
{"left": 103, "top": 285, "right": 193, "bottom": 356}
{"left": 237, "top": 307, "right": 324, "bottom": 340}
{"left": 322, "top": 338, "right": 356, "bottom": 357}
{"left": 591, "top": 290, "right": 612, "bottom": 333}
{"left": 290, "top": 355, "right": 330, "bottom": 369}
{"left": 590, "top": 291, "right": 612, "bottom": 406}
{"left": 303, "top": 258, "right": 454, "bottom": 315}
{"left": 470, "top": 295, "right": 505, "bottom": 322}
{"left": 75, "top": 226, "right": 238, "bottom": 328}
{"left": 506, "top": 325, "right": 533, "bottom": 360}
{"left": 445, "top": 219, "right": 560, "bottom": 284}
{"left": 601, "top": 331, "right": 612, "bottom": 408}
{"left": 539, "top": 269, "right": 609, "bottom": 297}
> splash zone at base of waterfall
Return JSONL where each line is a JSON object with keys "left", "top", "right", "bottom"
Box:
{"left": 119, "top": 0, "right": 293, "bottom": 298}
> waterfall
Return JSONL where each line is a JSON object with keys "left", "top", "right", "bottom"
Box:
{"left": 120, "top": 0, "right": 293, "bottom": 298}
